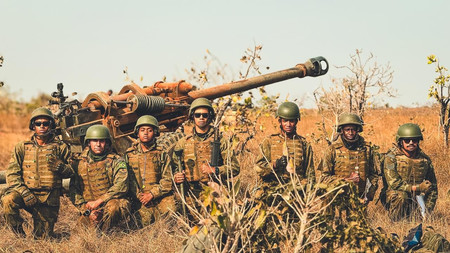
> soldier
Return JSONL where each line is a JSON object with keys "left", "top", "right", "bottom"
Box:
{"left": 125, "top": 115, "right": 175, "bottom": 227}
{"left": 319, "top": 113, "right": 378, "bottom": 204}
{"left": 1, "top": 107, "right": 73, "bottom": 239}
{"left": 382, "top": 123, "right": 438, "bottom": 221}
{"left": 69, "top": 125, "right": 131, "bottom": 232}
{"left": 255, "top": 101, "right": 315, "bottom": 188}
{"left": 172, "top": 98, "right": 239, "bottom": 218}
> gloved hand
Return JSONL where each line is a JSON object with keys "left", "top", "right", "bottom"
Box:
{"left": 275, "top": 156, "right": 288, "bottom": 169}
{"left": 22, "top": 189, "right": 38, "bottom": 207}
{"left": 418, "top": 180, "right": 432, "bottom": 193}
{"left": 47, "top": 154, "right": 65, "bottom": 172}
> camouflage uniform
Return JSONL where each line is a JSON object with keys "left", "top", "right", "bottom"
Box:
{"left": 69, "top": 148, "right": 131, "bottom": 231}
{"left": 1, "top": 134, "right": 73, "bottom": 239}
{"left": 172, "top": 127, "right": 239, "bottom": 210}
{"left": 255, "top": 132, "right": 315, "bottom": 188}
{"left": 382, "top": 145, "right": 438, "bottom": 220}
{"left": 125, "top": 140, "right": 175, "bottom": 226}
{"left": 319, "top": 135, "right": 378, "bottom": 200}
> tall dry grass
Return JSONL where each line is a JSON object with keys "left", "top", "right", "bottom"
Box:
{"left": 0, "top": 106, "right": 449, "bottom": 252}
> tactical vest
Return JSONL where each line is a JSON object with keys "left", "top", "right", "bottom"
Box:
{"left": 183, "top": 135, "right": 214, "bottom": 183}
{"left": 22, "top": 141, "right": 62, "bottom": 190}
{"left": 269, "top": 135, "right": 305, "bottom": 179}
{"left": 77, "top": 154, "right": 116, "bottom": 202}
{"left": 395, "top": 154, "right": 428, "bottom": 185}
{"left": 333, "top": 143, "right": 369, "bottom": 194}
{"left": 127, "top": 148, "right": 162, "bottom": 193}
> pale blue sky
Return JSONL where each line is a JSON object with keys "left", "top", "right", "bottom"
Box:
{"left": 1, "top": 1, "right": 449, "bottom": 107}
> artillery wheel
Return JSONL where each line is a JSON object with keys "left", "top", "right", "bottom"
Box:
{"left": 156, "top": 131, "right": 185, "bottom": 156}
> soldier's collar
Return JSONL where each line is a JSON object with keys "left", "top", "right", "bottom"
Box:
{"left": 193, "top": 126, "right": 214, "bottom": 140}
{"left": 138, "top": 140, "right": 157, "bottom": 153}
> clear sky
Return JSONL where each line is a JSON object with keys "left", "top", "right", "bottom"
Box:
{"left": 1, "top": 1, "right": 449, "bottom": 108}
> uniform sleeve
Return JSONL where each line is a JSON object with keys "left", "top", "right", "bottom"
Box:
{"left": 303, "top": 141, "right": 316, "bottom": 185}
{"left": 254, "top": 138, "right": 273, "bottom": 177}
{"left": 217, "top": 136, "right": 239, "bottom": 178}
{"left": 318, "top": 145, "right": 336, "bottom": 179}
{"left": 68, "top": 160, "right": 87, "bottom": 211}
{"left": 5, "top": 142, "right": 29, "bottom": 195}
{"left": 100, "top": 159, "right": 129, "bottom": 202}
{"left": 425, "top": 159, "right": 438, "bottom": 211}
{"left": 366, "top": 146, "right": 379, "bottom": 200}
{"left": 58, "top": 143, "right": 75, "bottom": 178}
{"left": 383, "top": 153, "right": 412, "bottom": 192}
{"left": 149, "top": 152, "right": 173, "bottom": 199}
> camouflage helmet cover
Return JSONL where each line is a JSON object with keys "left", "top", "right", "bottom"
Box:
{"left": 189, "top": 98, "right": 215, "bottom": 118}
{"left": 338, "top": 113, "right": 363, "bottom": 132}
{"left": 276, "top": 101, "right": 300, "bottom": 120}
{"left": 84, "top": 125, "right": 111, "bottom": 144}
{"left": 396, "top": 123, "right": 423, "bottom": 142}
{"left": 134, "top": 115, "right": 160, "bottom": 136}
{"left": 29, "top": 107, "right": 55, "bottom": 130}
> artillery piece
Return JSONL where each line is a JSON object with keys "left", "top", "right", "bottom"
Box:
{"left": 0, "top": 56, "right": 328, "bottom": 190}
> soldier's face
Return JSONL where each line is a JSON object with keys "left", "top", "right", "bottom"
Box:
{"left": 33, "top": 117, "right": 51, "bottom": 135}
{"left": 89, "top": 139, "right": 107, "bottom": 154}
{"left": 401, "top": 138, "right": 419, "bottom": 152}
{"left": 138, "top": 125, "right": 155, "bottom": 143}
{"left": 279, "top": 118, "right": 298, "bottom": 134}
{"left": 193, "top": 107, "right": 210, "bottom": 129}
{"left": 342, "top": 125, "right": 357, "bottom": 140}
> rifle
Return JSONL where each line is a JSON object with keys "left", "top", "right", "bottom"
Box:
{"left": 174, "top": 149, "right": 187, "bottom": 218}
{"left": 210, "top": 99, "right": 232, "bottom": 170}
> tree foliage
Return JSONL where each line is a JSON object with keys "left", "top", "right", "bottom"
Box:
{"left": 427, "top": 54, "right": 450, "bottom": 147}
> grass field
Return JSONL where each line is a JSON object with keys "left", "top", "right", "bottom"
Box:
{"left": 0, "top": 106, "right": 448, "bottom": 252}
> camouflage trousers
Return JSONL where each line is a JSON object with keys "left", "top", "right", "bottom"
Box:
{"left": 77, "top": 198, "right": 131, "bottom": 232}
{"left": 384, "top": 190, "right": 428, "bottom": 221}
{"left": 175, "top": 181, "right": 206, "bottom": 223}
{"left": 1, "top": 189, "right": 59, "bottom": 239}
{"left": 133, "top": 195, "right": 176, "bottom": 227}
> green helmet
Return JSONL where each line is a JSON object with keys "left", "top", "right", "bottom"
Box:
{"left": 29, "top": 107, "right": 55, "bottom": 130}
{"left": 396, "top": 123, "right": 423, "bottom": 142}
{"left": 84, "top": 125, "right": 111, "bottom": 144}
{"left": 337, "top": 113, "right": 363, "bottom": 132}
{"left": 189, "top": 98, "right": 215, "bottom": 118}
{"left": 276, "top": 102, "right": 300, "bottom": 120}
{"left": 134, "top": 115, "right": 160, "bottom": 136}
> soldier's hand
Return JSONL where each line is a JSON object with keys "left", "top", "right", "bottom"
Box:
{"left": 47, "top": 154, "right": 65, "bottom": 172}
{"left": 419, "top": 180, "right": 432, "bottom": 193}
{"left": 274, "top": 156, "right": 288, "bottom": 169}
{"left": 86, "top": 199, "right": 104, "bottom": 210}
{"left": 201, "top": 163, "right": 215, "bottom": 175}
{"left": 89, "top": 210, "right": 103, "bottom": 224}
{"left": 139, "top": 192, "right": 154, "bottom": 206}
{"left": 174, "top": 172, "right": 185, "bottom": 184}
{"left": 345, "top": 172, "right": 360, "bottom": 184}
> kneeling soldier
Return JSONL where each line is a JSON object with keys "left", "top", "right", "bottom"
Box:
{"left": 1, "top": 107, "right": 73, "bottom": 239}
{"left": 125, "top": 115, "right": 175, "bottom": 227}
{"left": 319, "top": 113, "right": 378, "bottom": 204}
{"left": 172, "top": 98, "right": 239, "bottom": 219}
{"left": 69, "top": 125, "right": 131, "bottom": 232}
{"left": 382, "top": 123, "right": 438, "bottom": 221}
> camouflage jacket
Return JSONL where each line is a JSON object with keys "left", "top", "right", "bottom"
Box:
{"left": 319, "top": 135, "right": 378, "bottom": 199}
{"left": 255, "top": 132, "right": 315, "bottom": 186}
{"left": 124, "top": 140, "right": 172, "bottom": 199}
{"left": 383, "top": 145, "right": 438, "bottom": 210}
{"left": 69, "top": 148, "right": 129, "bottom": 210}
{"left": 172, "top": 126, "right": 240, "bottom": 183}
{"left": 5, "top": 134, "right": 73, "bottom": 206}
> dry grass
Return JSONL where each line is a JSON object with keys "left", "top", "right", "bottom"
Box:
{"left": 0, "top": 106, "right": 449, "bottom": 252}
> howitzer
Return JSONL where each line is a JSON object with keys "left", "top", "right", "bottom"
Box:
{"left": 52, "top": 56, "right": 328, "bottom": 154}
{"left": 0, "top": 56, "right": 328, "bottom": 187}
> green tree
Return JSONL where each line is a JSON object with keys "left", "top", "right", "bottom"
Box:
{"left": 427, "top": 55, "right": 450, "bottom": 147}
